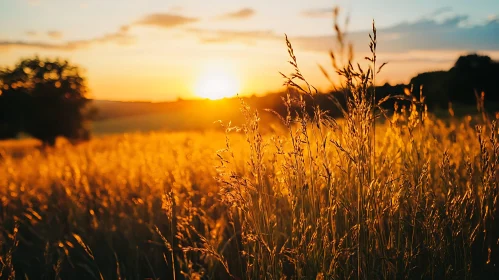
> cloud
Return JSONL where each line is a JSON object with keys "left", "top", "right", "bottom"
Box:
{"left": 488, "top": 14, "right": 499, "bottom": 22}
{"left": 76, "top": 28, "right": 134, "bottom": 46}
{"left": 47, "top": 31, "right": 63, "bottom": 39}
{"left": 380, "top": 56, "right": 456, "bottom": 64}
{"left": 184, "top": 11, "right": 498, "bottom": 57}
{"left": 4, "top": 11, "right": 198, "bottom": 52}
{"left": 120, "top": 25, "right": 130, "bottom": 33}
{"left": 218, "top": 8, "right": 255, "bottom": 20}
{"left": 168, "top": 5, "right": 183, "bottom": 12}
{"left": 301, "top": 8, "right": 332, "bottom": 18}
{"left": 0, "top": 41, "right": 65, "bottom": 50}
{"left": 302, "top": 6, "right": 451, "bottom": 19}
{"left": 428, "top": 6, "right": 453, "bottom": 18}
{"left": 135, "top": 13, "right": 198, "bottom": 28}
{"left": 0, "top": 27, "right": 134, "bottom": 52}
{"left": 26, "top": 30, "right": 37, "bottom": 37}
{"left": 289, "top": 15, "right": 499, "bottom": 54}
{"left": 187, "top": 28, "right": 277, "bottom": 44}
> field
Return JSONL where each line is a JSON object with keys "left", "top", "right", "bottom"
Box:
{"left": 1, "top": 99, "right": 499, "bottom": 279}
{"left": 1, "top": 24, "right": 499, "bottom": 280}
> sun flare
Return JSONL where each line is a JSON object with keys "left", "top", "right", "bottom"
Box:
{"left": 195, "top": 69, "right": 239, "bottom": 100}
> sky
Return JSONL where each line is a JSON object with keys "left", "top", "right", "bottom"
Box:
{"left": 0, "top": 0, "right": 498, "bottom": 101}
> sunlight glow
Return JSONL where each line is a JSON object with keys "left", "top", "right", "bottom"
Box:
{"left": 195, "top": 69, "right": 239, "bottom": 100}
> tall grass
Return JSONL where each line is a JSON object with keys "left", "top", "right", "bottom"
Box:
{"left": 215, "top": 10, "right": 499, "bottom": 279}
{"left": 1, "top": 11, "right": 499, "bottom": 280}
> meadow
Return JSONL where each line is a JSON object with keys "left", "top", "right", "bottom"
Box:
{"left": 1, "top": 22, "right": 499, "bottom": 280}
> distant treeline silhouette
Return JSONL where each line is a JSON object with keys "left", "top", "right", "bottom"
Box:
{"left": 411, "top": 54, "right": 499, "bottom": 108}
{"left": 259, "top": 54, "right": 499, "bottom": 118}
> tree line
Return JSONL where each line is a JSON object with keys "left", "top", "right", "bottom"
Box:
{"left": 258, "top": 54, "right": 499, "bottom": 118}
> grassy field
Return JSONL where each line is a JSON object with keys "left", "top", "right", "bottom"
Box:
{"left": 91, "top": 98, "right": 279, "bottom": 136}
{"left": 1, "top": 100, "right": 499, "bottom": 279}
{"left": 1, "top": 22, "right": 499, "bottom": 280}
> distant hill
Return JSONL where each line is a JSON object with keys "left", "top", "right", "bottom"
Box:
{"left": 91, "top": 96, "right": 284, "bottom": 134}
{"left": 93, "top": 95, "right": 277, "bottom": 120}
{"left": 92, "top": 100, "right": 164, "bottom": 120}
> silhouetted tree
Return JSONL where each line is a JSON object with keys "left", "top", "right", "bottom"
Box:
{"left": 410, "top": 71, "right": 451, "bottom": 109}
{"left": 0, "top": 57, "right": 91, "bottom": 146}
{"left": 405, "top": 54, "right": 499, "bottom": 109}
{"left": 448, "top": 54, "right": 499, "bottom": 103}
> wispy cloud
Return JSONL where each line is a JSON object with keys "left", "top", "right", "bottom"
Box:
{"left": 26, "top": 30, "right": 38, "bottom": 37}
{"left": 187, "top": 28, "right": 277, "bottom": 44}
{"left": 120, "top": 25, "right": 130, "bottom": 33}
{"left": 428, "top": 6, "right": 453, "bottom": 17}
{"left": 168, "top": 5, "right": 183, "bottom": 12}
{"left": 291, "top": 15, "right": 499, "bottom": 53}
{"left": 301, "top": 8, "right": 332, "bottom": 18}
{"left": 218, "top": 8, "right": 255, "bottom": 20}
{"left": 2, "top": 11, "right": 198, "bottom": 52}
{"left": 135, "top": 13, "right": 198, "bottom": 28}
{"left": 0, "top": 41, "right": 64, "bottom": 50}
{"left": 47, "top": 31, "right": 63, "bottom": 39}
{"left": 381, "top": 56, "right": 456, "bottom": 64}
{"left": 0, "top": 27, "right": 134, "bottom": 52}
{"left": 184, "top": 11, "right": 499, "bottom": 57}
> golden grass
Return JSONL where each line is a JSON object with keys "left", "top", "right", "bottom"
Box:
{"left": 1, "top": 109, "right": 497, "bottom": 279}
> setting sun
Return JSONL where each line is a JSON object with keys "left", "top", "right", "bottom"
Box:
{"left": 195, "top": 69, "right": 240, "bottom": 100}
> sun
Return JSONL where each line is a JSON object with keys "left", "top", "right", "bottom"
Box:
{"left": 195, "top": 69, "right": 239, "bottom": 100}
